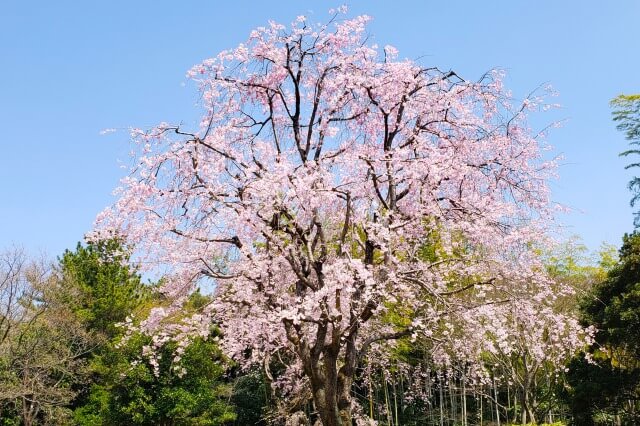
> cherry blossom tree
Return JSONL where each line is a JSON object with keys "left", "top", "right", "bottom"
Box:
{"left": 473, "top": 299, "right": 592, "bottom": 424}
{"left": 94, "top": 8, "right": 589, "bottom": 425}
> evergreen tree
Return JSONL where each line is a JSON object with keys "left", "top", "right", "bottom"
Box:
{"left": 60, "top": 242, "right": 236, "bottom": 425}
{"left": 565, "top": 233, "right": 640, "bottom": 424}
{"left": 612, "top": 94, "right": 640, "bottom": 226}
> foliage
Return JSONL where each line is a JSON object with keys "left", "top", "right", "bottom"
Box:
{"left": 563, "top": 232, "right": 640, "bottom": 424}
{"left": 59, "top": 239, "right": 145, "bottom": 338}
{"left": 74, "top": 333, "right": 235, "bottom": 426}
{"left": 1, "top": 241, "right": 241, "bottom": 425}
{"left": 59, "top": 242, "right": 237, "bottom": 425}
{"left": 563, "top": 356, "right": 628, "bottom": 426}
{"left": 582, "top": 232, "right": 640, "bottom": 363}
{"left": 229, "top": 372, "right": 268, "bottom": 426}
{"left": 0, "top": 249, "right": 94, "bottom": 426}
{"left": 611, "top": 94, "right": 640, "bottom": 225}
{"left": 0, "top": 240, "right": 235, "bottom": 425}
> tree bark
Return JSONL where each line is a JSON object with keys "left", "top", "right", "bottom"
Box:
{"left": 308, "top": 352, "right": 353, "bottom": 426}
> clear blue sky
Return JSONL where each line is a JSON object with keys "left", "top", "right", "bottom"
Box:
{"left": 1, "top": 1, "right": 638, "bottom": 257}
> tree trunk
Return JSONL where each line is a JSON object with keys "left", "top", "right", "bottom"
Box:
{"left": 520, "top": 390, "right": 536, "bottom": 425}
{"left": 312, "top": 385, "right": 340, "bottom": 426}
{"left": 309, "top": 355, "right": 353, "bottom": 426}
{"left": 22, "top": 397, "right": 35, "bottom": 426}
{"left": 493, "top": 377, "right": 501, "bottom": 426}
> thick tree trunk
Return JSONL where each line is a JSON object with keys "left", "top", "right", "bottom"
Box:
{"left": 312, "top": 381, "right": 352, "bottom": 425}
{"left": 312, "top": 372, "right": 352, "bottom": 426}
{"left": 337, "top": 373, "right": 353, "bottom": 425}
{"left": 286, "top": 274, "right": 362, "bottom": 425}
{"left": 309, "top": 354, "right": 353, "bottom": 426}
{"left": 313, "top": 386, "right": 341, "bottom": 426}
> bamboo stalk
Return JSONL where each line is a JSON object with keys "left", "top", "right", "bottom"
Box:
{"left": 493, "top": 376, "right": 501, "bottom": 426}
{"left": 439, "top": 375, "right": 444, "bottom": 426}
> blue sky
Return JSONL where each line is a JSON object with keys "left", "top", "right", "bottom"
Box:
{"left": 1, "top": 1, "right": 638, "bottom": 257}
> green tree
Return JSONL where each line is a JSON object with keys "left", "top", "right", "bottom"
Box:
{"left": 58, "top": 240, "right": 148, "bottom": 415}
{"left": 74, "top": 332, "right": 236, "bottom": 425}
{"left": 612, "top": 94, "right": 640, "bottom": 225}
{"left": 59, "top": 239, "right": 145, "bottom": 338}
{"left": 565, "top": 233, "right": 640, "bottom": 424}
{"left": 229, "top": 372, "right": 268, "bottom": 426}
{"left": 582, "top": 233, "right": 640, "bottom": 367}
{"left": 0, "top": 249, "right": 94, "bottom": 426}
{"left": 59, "top": 242, "right": 237, "bottom": 425}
